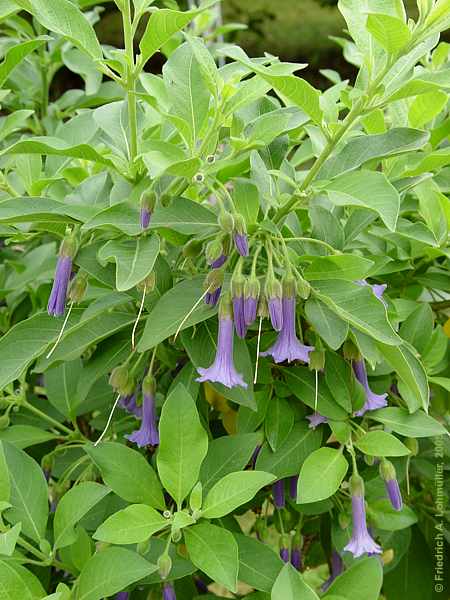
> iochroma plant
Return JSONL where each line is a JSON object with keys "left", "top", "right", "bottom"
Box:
{"left": 0, "top": 1, "right": 449, "bottom": 599}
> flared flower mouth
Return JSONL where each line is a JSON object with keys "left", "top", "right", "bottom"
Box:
{"left": 343, "top": 493, "right": 382, "bottom": 558}
{"left": 353, "top": 359, "right": 388, "bottom": 416}
{"left": 306, "top": 412, "right": 328, "bottom": 429}
{"left": 125, "top": 392, "right": 159, "bottom": 447}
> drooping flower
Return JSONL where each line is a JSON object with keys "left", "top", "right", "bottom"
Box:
{"left": 353, "top": 359, "right": 388, "bottom": 416}
{"left": 140, "top": 206, "right": 151, "bottom": 229}
{"left": 206, "top": 239, "right": 227, "bottom": 269}
{"left": 279, "top": 534, "right": 290, "bottom": 563}
{"left": 343, "top": 474, "right": 382, "bottom": 558}
{"left": 162, "top": 583, "right": 176, "bottom": 600}
{"left": 211, "top": 255, "right": 227, "bottom": 269}
{"left": 261, "top": 296, "right": 314, "bottom": 363}
{"left": 119, "top": 392, "right": 143, "bottom": 419}
{"left": 265, "top": 274, "right": 283, "bottom": 331}
{"left": 306, "top": 412, "right": 328, "bottom": 429}
{"left": 243, "top": 275, "right": 260, "bottom": 326}
{"left": 291, "top": 531, "right": 302, "bottom": 571}
{"left": 47, "top": 254, "right": 73, "bottom": 317}
{"left": 289, "top": 475, "right": 298, "bottom": 500}
{"left": 194, "top": 576, "right": 209, "bottom": 594}
{"left": 205, "top": 287, "right": 221, "bottom": 306}
{"left": 322, "top": 550, "right": 344, "bottom": 592}
{"left": 140, "top": 191, "right": 155, "bottom": 230}
{"left": 380, "top": 459, "right": 403, "bottom": 511}
{"left": 231, "top": 269, "right": 247, "bottom": 338}
{"left": 233, "top": 214, "right": 249, "bottom": 257}
{"left": 204, "top": 268, "right": 223, "bottom": 307}
{"left": 197, "top": 296, "right": 247, "bottom": 389}
{"left": 126, "top": 375, "right": 159, "bottom": 447}
{"left": 273, "top": 479, "right": 285, "bottom": 508}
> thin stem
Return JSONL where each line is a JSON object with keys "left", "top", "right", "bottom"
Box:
{"left": 122, "top": 0, "right": 138, "bottom": 169}
{"left": 94, "top": 393, "right": 121, "bottom": 446}
{"left": 131, "top": 284, "right": 147, "bottom": 350}
{"left": 22, "top": 401, "right": 72, "bottom": 435}
{"left": 274, "top": 236, "right": 338, "bottom": 255}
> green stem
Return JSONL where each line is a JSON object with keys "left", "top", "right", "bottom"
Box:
{"left": 274, "top": 236, "right": 338, "bottom": 254}
{"left": 122, "top": 0, "right": 138, "bottom": 170}
{"left": 22, "top": 401, "right": 72, "bottom": 435}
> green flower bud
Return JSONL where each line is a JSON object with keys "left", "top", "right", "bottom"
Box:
{"left": 109, "top": 365, "right": 129, "bottom": 392}
{"left": 0, "top": 414, "right": 9, "bottom": 429}
{"left": 140, "top": 190, "right": 156, "bottom": 213}
{"left": 157, "top": 553, "right": 172, "bottom": 579}
{"left": 296, "top": 276, "right": 310, "bottom": 300}
{"left": 309, "top": 349, "right": 325, "bottom": 371}
{"left": 219, "top": 210, "right": 234, "bottom": 233}
{"left": 282, "top": 273, "right": 297, "bottom": 298}
{"left": 234, "top": 213, "right": 247, "bottom": 235}
{"left": 205, "top": 239, "right": 224, "bottom": 264}
{"left": 380, "top": 459, "right": 397, "bottom": 482}
{"left": 343, "top": 340, "right": 360, "bottom": 361}
{"left": 142, "top": 373, "right": 156, "bottom": 396}
{"left": 68, "top": 273, "right": 87, "bottom": 304}
{"left": 404, "top": 437, "right": 419, "bottom": 456}
{"left": 349, "top": 473, "right": 365, "bottom": 497}
{"left": 204, "top": 268, "right": 224, "bottom": 293}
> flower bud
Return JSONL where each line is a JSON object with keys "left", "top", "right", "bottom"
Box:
{"left": 219, "top": 210, "right": 234, "bottom": 233}
{"left": 0, "top": 414, "right": 9, "bottom": 429}
{"left": 296, "top": 276, "right": 310, "bottom": 300}
{"left": 109, "top": 365, "right": 129, "bottom": 392}
{"left": 282, "top": 273, "right": 297, "bottom": 298}
{"left": 343, "top": 340, "right": 360, "bottom": 361}
{"left": 309, "top": 349, "right": 325, "bottom": 371}
{"left": 405, "top": 437, "right": 419, "bottom": 456}
{"left": 206, "top": 239, "right": 224, "bottom": 265}
{"left": 140, "top": 191, "right": 156, "bottom": 229}
{"left": 142, "top": 373, "right": 156, "bottom": 396}
{"left": 59, "top": 234, "right": 77, "bottom": 259}
{"left": 68, "top": 273, "right": 87, "bottom": 304}
{"left": 157, "top": 553, "right": 172, "bottom": 579}
{"left": 243, "top": 275, "right": 260, "bottom": 326}
{"left": 204, "top": 268, "right": 224, "bottom": 293}
{"left": 349, "top": 473, "right": 365, "bottom": 497}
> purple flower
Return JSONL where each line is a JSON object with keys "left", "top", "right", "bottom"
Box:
{"left": 126, "top": 390, "right": 159, "bottom": 447}
{"left": 234, "top": 232, "right": 249, "bottom": 257}
{"left": 353, "top": 360, "right": 388, "bottom": 416}
{"left": 289, "top": 475, "right": 298, "bottom": 500}
{"left": 196, "top": 312, "right": 247, "bottom": 389}
{"left": 386, "top": 478, "right": 403, "bottom": 511}
{"left": 243, "top": 296, "right": 258, "bottom": 326}
{"left": 273, "top": 479, "right": 285, "bottom": 508}
{"left": 291, "top": 547, "right": 302, "bottom": 571}
{"left": 306, "top": 412, "right": 328, "bottom": 429}
{"left": 115, "top": 594, "right": 129, "bottom": 600}
{"left": 119, "top": 393, "right": 143, "bottom": 418}
{"left": 48, "top": 256, "right": 72, "bottom": 317}
{"left": 194, "top": 576, "right": 209, "bottom": 594}
{"left": 280, "top": 547, "right": 289, "bottom": 563}
{"left": 140, "top": 206, "right": 151, "bottom": 229}
{"left": 232, "top": 294, "right": 247, "bottom": 338}
{"left": 205, "top": 287, "right": 221, "bottom": 306}
{"left": 261, "top": 296, "right": 314, "bottom": 364}
{"left": 268, "top": 297, "right": 283, "bottom": 331}
{"left": 322, "top": 550, "right": 343, "bottom": 592}
{"left": 356, "top": 280, "right": 387, "bottom": 306}
{"left": 210, "top": 254, "right": 227, "bottom": 269}
{"left": 163, "top": 583, "right": 176, "bottom": 600}
{"left": 343, "top": 476, "right": 382, "bottom": 558}
{"left": 250, "top": 444, "right": 262, "bottom": 469}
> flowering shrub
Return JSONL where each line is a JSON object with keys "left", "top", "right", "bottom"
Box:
{"left": 0, "top": 1, "right": 449, "bottom": 599}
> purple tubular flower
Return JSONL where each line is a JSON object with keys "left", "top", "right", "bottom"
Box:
{"left": 205, "top": 287, "right": 221, "bottom": 306}
{"left": 162, "top": 583, "right": 176, "bottom": 600}
{"left": 280, "top": 547, "right": 289, "bottom": 563}
{"left": 353, "top": 359, "right": 388, "bottom": 416}
{"left": 232, "top": 295, "right": 247, "bottom": 338}
{"left": 126, "top": 391, "right": 159, "bottom": 447}
{"left": 234, "top": 232, "right": 249, "bottom": 257}
{"left": 322, "top": 550, "right": 344, "bottom": 592}
{"left": 115, "top": 594, "right": 129, "bottom": 600}
{"left": 343, "top": 478, "right": 382, "bottom": 558}
{"left": 291, "top": 547, "right": 302, "bottom": 571}
{"left": 243, "top": 296, "right": 258, "bottom": 326}
{"left": 47, "top": 256, "right": 72, "bottom": 317}
{"left": 306, "top": 412, "right": 328, "bottom": 429}
{"left": 119, "top": 393, "right": 143, "bottom": 418}
{"left": 210, "top": 254, "right": 227, "bottom": 269}
{"left": 140, "top": 206, "right": 151, "bottom": 229}
{"left": 268, "top": 297, "right": 283, "bottom": 331}
{"left": 196, "top": 314, "right": 247, "bottom": 389}
{"left": 273, "top": 479, "right": 285, "bottom": 508}
{"left": 289, "top": 475, "right": 298, "bottom": 500}
{"left": 261, "top": 296, "right": 314, "bottom": 364}
{"left": 385, "top": 477, "right": 403, "bottom": 511}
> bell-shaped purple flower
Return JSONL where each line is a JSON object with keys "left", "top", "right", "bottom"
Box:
{"left": 273, "top": 479, "right": 285, "bottom": 508}
{"left": 268, "top": 297, "right": 283, "bottom": 331}
{"left": 205, "top": 287, "right": 221, "bottom": 306}
{"left": 261, "top": 296, "right": 314, "bottom": 364}
{"left": 322, "top": 550, "right": 344, "bottom": 592}
{"left": 163, "top": 583, "right": 176, "bottom": 600}
{"left": 119, "top": 392, "right": 143, "bottom": 418}
{"left": 197, "top": 300, "right": 247, "bottom": 389}
{"left": 48, "top": 255, "right": 72, "bottom": 317}
{"left": 234, "top": 232, "right": 249, "bottom": 257}
{"left": 306, "top": 412, "right": 328, "bottom": 429}
{"left": 126, "top": 378, "right": 159, "bottom": 447}
{"left": 353, "top": 359, "right": 388, "bottom": 416}
{"left": 343, "top": 475, "right": 382, "bottom": 558}
{"left": 380, "top": 459, "right": 403, "bottom": 511}
{"left": 243, "top": 276, "right": 260, "bottom": 326}
{"left": 289, "top": 475, "right": 298, "bottom": 500}
{"left": 210, "top": 254, "right": 227, "bottom": 269}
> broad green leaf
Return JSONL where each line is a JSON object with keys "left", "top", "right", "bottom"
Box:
{"left": 368, "top": 499, "right": 417, "bottom": 531}
{"left": 304, "top": 298, "right": 349, "bottom": 350}
{"left": 0, "top": 561, "right": 46, "bottom": 600}
{"left": 150, "top": 197, "right": 218, "bottom": 235}
{"left": 0, "top": 110, "right": 34, "bottom": 142}
{"left": 355, "top": 431, "right": 410, "bottom": 456}
{"left": 409, "top": 90, "right": 448, "bottom": 128}
{"left": 76, "top": 547, "right": 157, "bottom": 600}
{"left": 0, "top": 444, "right": 9, "bottom": 503}
{"left": 376, "top": 342, "right": 429, "bottom": 412}
{"left": 256, "top": 422, "right": 322, "bottom": 479}
{"left": 0, "top": 425, "right": 57, "bottom": 449}
{"left": 138, "top": 276, "right": 216, "bottom": 350}
{"left": 85, "top": 442, "right": 165, "bottom": 509}
{"left": 271, "top": 563, "right": 320, "bottom": 600}
{"left": 415, "top": 180, "right": 448, "bottom": 245}
{"left": 234, "top": 533, "right": 283, "bottom": 592}
{"left": 93, "top": 504, "right": 168, "bottom": 544}
{"left": 318, "top": 128, "right": 429, "bottom": 180}
{"left": 16, "top": 0, "right": 102, "bottom": 59}
{"left": 366, "top": 13, "right": 411, "bottom": 53}
{"left": 142, "top": 141, "right": 201, "bottom": 179}
{"left": 82, "top": 202, "right": 141, "bottom": 236}
{"left": 185, "top": 33, "right": 220, "bottom": 99}
{"left": 0, "top": 196, "right": 96, "bottom": 224}
{"left": 202, "top": 471, "right": 275, "bottom": 519}
{"left": 98, "top": 235, "right": 160, "bottom": 291}
{"left": 399, "top": 303, "right": 433, "bottom": 354}
{"left": 54, "top": 482, "right": 110, "bottom": 550}
{"left": 323, "top": 170, "right": 400, "bottom": 231}
{"left": 424, "top": 0, "right": 450, "bottom": 35}
{"left": 324, "top": 352, "right": 353, "bottom": 412}
{"left": 247, "top": 107, "right": 309, "bottom": 145}
{"left": 260, "top": 74, "right": 322, "bottom": 125}
{"left": 313, "top": 280, "right": 400, "bottom": 345}
{"left": 325, "top": 557, "right": 382, "bottom": 600}
{"left": 157, "top": 384, "right": 208, "bottom": 508}
{"left": 184, "top": 523, "right": 238, "bottom": 593}
{"left": 0, "top": 37, "right": 49, "bottom": 86}
{"left": 1, "top": 442, "right": 48, "bottom": 542}
{"left": 200, "top": 433, "right": 261, "bottom": 493}
{"left": 298, "top": 447, "right": 348, "bottom": 503}
{"left": 265, "top": 397, "right": 294, "bottom": 451}
{"left": 233, "top": 178, "right": 260, "bottom": 225}
{"left": 304, "top": 255, "right": 374, "bottom": 281}
{"left": 370, "top": 407, "right": 447, "bottom": 437}
{"left": 0, "top": 523, "right": 21, "bottom": 556}
{"left": 45, "top": 359, "right": 84, "bottom": 419}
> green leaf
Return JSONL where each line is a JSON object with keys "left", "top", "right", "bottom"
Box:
{"left": 85, "top": 442, "right": 165, "bottom": 509}
{"left": 0, "top": 560, "right": 46, "bottom": 600}
{"left": 200, "top": 433, "right": 261, "bottom": 493}
{"left": 138, "top": 276, "right": 216, "bottom": 349}
{"left": 409, "top": 90, "right": 448, "bottom": 128}
{"left": 157, "top": 384, "right": 208, "bottom": 508}
{"left": 98, "top": 235, "right": 159, "bottom": 291}
{"left": 1, "top": 442, "right": 48, "bottom": 542}
{"left": 0, "top": 37, "right": 49, "bottom": 86}
{"left": 261, "top": 74, "right": 322, "bottom": 125}
{"left": 17, "top": 0, "right": 102, "bottom": 59}
{"left": 256, "top": 422, "right": 322, "bottom": 479}
{"left": 45, "top": 359, "right": 84, "bottom": 419}
{"left": 0, "top": 522, "right": 21, "bottom": 557}
{"left": 234, "top": 533, "right": 283, "bottom": 592}
{"left": 76, "top": 547, "right": 157, "bottom": 600}
{"left": 370, "top": 407, "right": 447, "bottom": 437}
{"left": 233, "top": 179, "right": 260, "bottom": 225}
{"left": 184, "top": 523, "right": 238, "bottom": 593}
{"left": 298, "top": 447, "right": 348, "bottom": 503}
{"left": 271, "top": 563, "right": 320, "bottom": 600}
{"left": 312, "top": 280, "right": 400, "bottom": 345}
{"left": 93, "top": 504, "right": 168, "bottom": 544}
{"left": 82, "top": 202, "right": 141, "bottom": 236}
{"left": 0, "top": 425, "right": 56, "bottom": 450}
{"left": 54, "top": 482, "right": 110, "bottom": 550}
{"left": 324, "top": 352, "right": 353, "bottom": 412}
{"left": 324, "top": 557, "right": 383, "bottom": 600}
{"left": 399, "top": 304, "right": 433, "bottom": 355}
{"left": 368, "top": 499, "right": 417, "bottom": 531}
{"left": 355, "top": 431, "right": 410, "bottom": 456}
{"left": 265, "top": 397, "right": 294, "bottom": 451}
{"left": 150, "top": 197, "right": 218, "bottom": 235}
{"left": 304, "top": 298, "right": 348, "bottom": 350}
{"left": 202, "top": 471, "right": 275, "bottom": 518}
{"left": 0, "top": 196, "right": 96, "bottom": 224}
{"left": 323, "top": 170, "right": 400, "bottom": 231}
{"left": 304, "top": 255, "right": 374, "bottom": 281}
{"left": 376, "top": 342, "right": 429, "bottom": 412}
{"left": 366, "top": 13, "right": 411, "bottom": 53}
